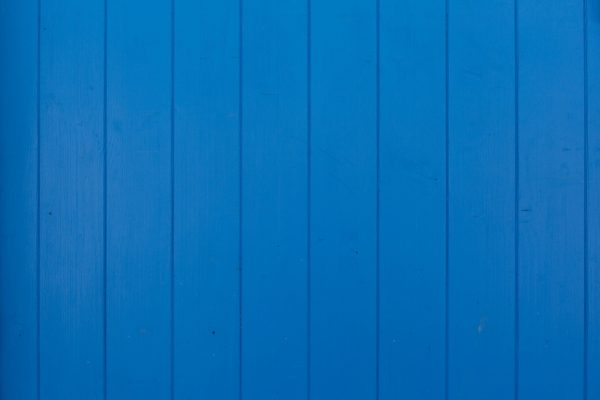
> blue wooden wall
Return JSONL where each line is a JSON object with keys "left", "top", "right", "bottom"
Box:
{"left": 1, "top": 0, "right": 599, "bottom": 399}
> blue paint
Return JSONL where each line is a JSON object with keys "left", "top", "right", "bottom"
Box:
{"left": 0, "top": 0, "right": 597, "bottom": 399}
{"left": 106, "top": 0, "right": 172, "bottom": 397}
{"left": 39, "top": 0, "right": 104, "bottom": 397}
{"left": 0, "top": 1, "right": 38, "bottom": 399}
{"left": 310, "top": 0, "right": 377, "bottom": 398}
{"left": 241, "top": 0, "right": 308, "bottom": 398}
{"left": 518, "top": 0, "right": 585, "bottom": 398}
{"left": 448, "top": 1, "right": 516, "bottom": 399}
{"left": 379, "top": 1, "right": 446, "bottom": 398}
{"left": 173, "top": 0, "right": 240, "bottom": 398}
{"left": 588, "top": 0, "right": 600, "bottom": 398}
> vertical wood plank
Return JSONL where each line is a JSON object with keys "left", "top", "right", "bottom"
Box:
{"left": 518, "top": 0, "right": 585, "bottom": 398}
{"left": 378, "top": 1, "right": 446, "bottom": 398}
{"left": 587, "top": 0, "right": 600, "bottom": 396}
{"left": 447, "top": 1, "right": 516, "bottom": 399}
{"left": 310, "top": 0, "right": 377, "bottom": 398}
{"left": 242, "top": 0, "right": 308, "bottom": 398}
{"left": 173, "top": 0, "right": 240, "bottom": 397}
{"left": 106, "top": 0, "right": 172, "bottom": 396}
{"left": 0, "top": 0, "right": 39, "bottom": 398}
{"left": 39, "top": 0, "right": 105, "bottom": 397}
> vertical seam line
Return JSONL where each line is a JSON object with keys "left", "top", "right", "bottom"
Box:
{"left": 238, "top": 0, "right": 244, "bottom": 397}
{"left": 583, "top": 0, "right": 588, "bottom": 398}
{"left": 103, "top": 0, "right": 108, "bottom": 397}
{"left": 444, "top": 0, "right": 450, "bottom": 398}
{"left": 36, "top": 0, "right": 41, "bottom": 397}
{"left": 170, "top": 0, "right": 176, "bottom": 397}
{"left": 514, "top": 0, "right": 520, "bottom": 398}
{"left": 375, "top": 0, "right": 381, "bottom": 398}
{"left": 306, "top": 0, "right": 312, "bottom": 398}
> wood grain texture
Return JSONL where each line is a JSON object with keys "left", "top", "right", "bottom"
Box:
{"left": 518, "top": 0, "right": 585, "bottom": 398}
{"left": 378, "top": 1, "right": 446, "bottom": 398}
{"left": 310, "top": 0, "right": 377, "bottom": 398}
{"left": 0, "top": 1, "right": 39, "bottom": 398}
{"left": 587, "top": 0, "right": 599, "bottom": 397}
{"left": 106, "top": 0, "right": 172, "bottom": 397}
{"left": 448, "top": 1, "right": 516, "bottom": 399}
{"left": 173, "top": 0, "right": 240, "bottom": 398}
{"left": 1, "top": 1, "right": 598, "bottom": 399}
{"left": 242, "top": 0, "right": 309, "bottom": 398}
{"left": 39, "top": 0, "right": 105, "bottom": 397}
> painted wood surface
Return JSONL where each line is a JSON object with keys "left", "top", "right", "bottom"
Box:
{"left": 39, "top": 0, "right": 104, "bottom": 397}
{"left": 379, "top": 1, "right": 446, "bottom": 398}
{"left": 0, "top": 0, "right": 596, "bottom": 399}
{"left": 448, "top": 1, "right": 516, "bottom": 399}
{"left": 0, "top": 1, "right": 38, "bottom": 399}
{"left": 106, "top": 0, "right": 172, "bottom": 397}
{"left": 173, "top": 0, "right": 240, "bottom": 398}
{"left": 518, "top": 1, "right": 585, "bottom": 398}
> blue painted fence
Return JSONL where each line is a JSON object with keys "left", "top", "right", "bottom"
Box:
{"left": 1, "top": 0, "right": 599, "bottom": 399}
